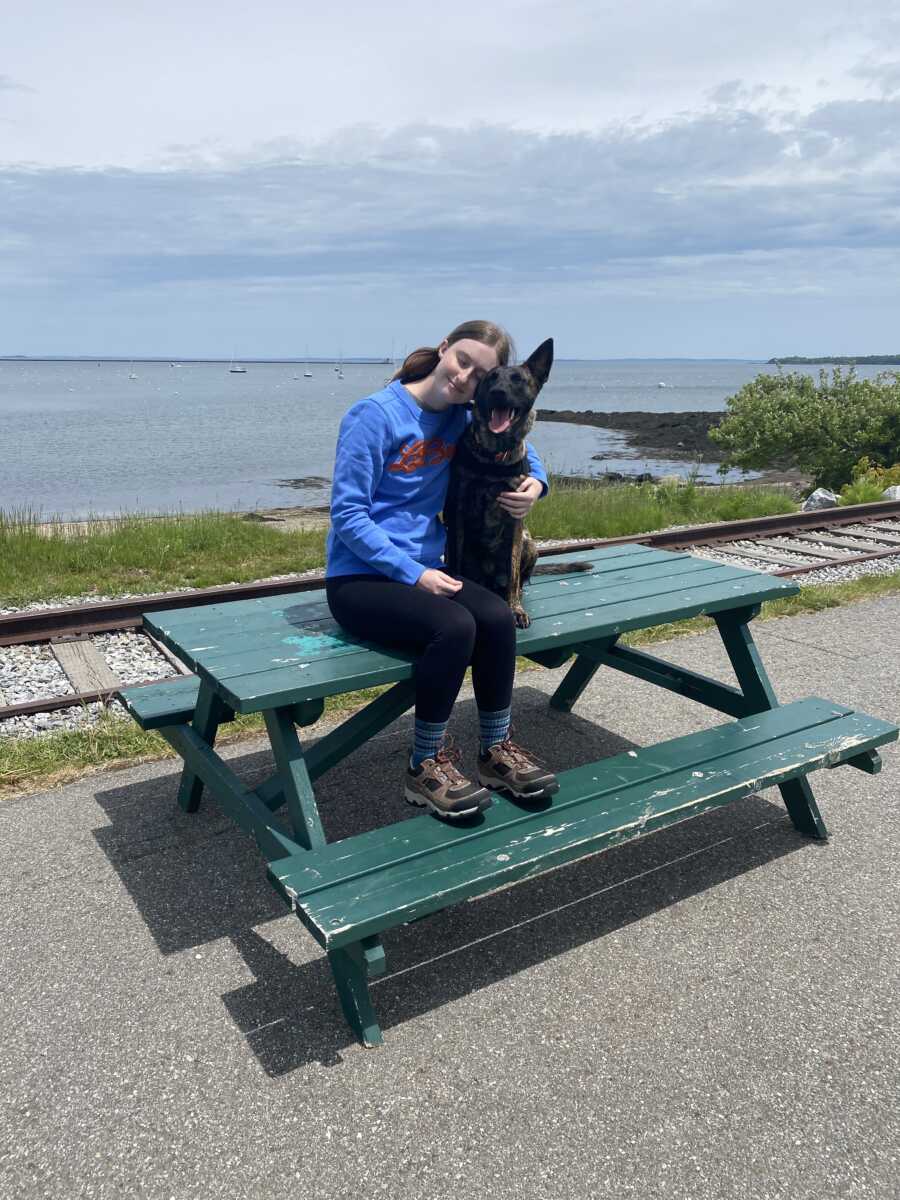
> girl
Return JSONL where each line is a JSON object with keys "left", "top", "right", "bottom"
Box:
{"left": 325, "top": 319, "right": 558, "bottom": 819}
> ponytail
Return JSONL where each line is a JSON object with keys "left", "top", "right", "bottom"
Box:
{"left": 392, "top": 346, "right": 440, "bottom": 384}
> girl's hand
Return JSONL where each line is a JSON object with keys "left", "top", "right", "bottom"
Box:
{"left": 416, "top": 568, "right": 463, "bottom": 596}
{"left": 497, "top": 476, "right": 543, "bottom": 519}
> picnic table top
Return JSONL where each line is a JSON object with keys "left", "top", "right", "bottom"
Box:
{"left": 145, "top": 544, "right": 799, "bottom": 716}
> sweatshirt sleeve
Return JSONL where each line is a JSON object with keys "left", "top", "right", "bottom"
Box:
{"left": 329, "top": 401, "right": 425, "bottom": 585}
{"left": 525, "top": 441, "right": 549, "bottom": 497}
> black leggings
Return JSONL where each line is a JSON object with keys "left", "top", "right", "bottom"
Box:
{"left": 325, "top": 574, "right": 517, "bottom": 723}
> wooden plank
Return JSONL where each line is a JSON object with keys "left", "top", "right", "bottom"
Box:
{"left": 116, "top": 676, "right": 201, "bottom": 728}
{"left": 269, "top": 701, "right": 898, "bottom": 948}
{"left": 839, "top": 524, "right": 900, "bottom": 546}
{"left": 715, "top": 544, "right": 805, "bottom": 567}
{"left": 184, "top": 558, "right": 744, "bottom": 681}
{"left": 269, "top": 697, "right": 858, "bottom": 887}
{"left": 518, "top": 562, "right": 754, "bottom": 622}
{"left": 159, "top": 724, "right": 303, "bottom": 862}
{"left": 756, "top": 539, "right": 849, "bottom": 561}
{"left": 586, "top": 641, "right": 751, "bottom": 717}
{"left": 149, "top": 590, "right": 329, "bottom": 633}
{"left": 147, "top": 547, "right": 658, "bottom": 654}
{"left": 152, "top": 600, "right": 335, "bottom": 645}
{"left": 196, "top": 562, "right": 784, "bottom": 691}
{"left": 145, "top": 601, "right": 333, "bottom": 663}
{"left": 52, "top": 640, "right": 120, "bottom": 692}
{"left": 789, "top": 531, "right": 894, "bottom": 553}
{"left": 166, "top": 552, "right": 708, "bottom": 671}
{"left": 208, "top": 571, "right": 798, "bottom": 713}
{"left": 304, "top": 680, "right": 417, "bottom": 781}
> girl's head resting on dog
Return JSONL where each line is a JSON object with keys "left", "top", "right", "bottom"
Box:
{"left": 394, "top": 320, "right": 515, "bottom": 412}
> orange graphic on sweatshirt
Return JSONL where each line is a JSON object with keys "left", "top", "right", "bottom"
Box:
{"left": 388, "top": 438, "right": 456, "bottom": 474}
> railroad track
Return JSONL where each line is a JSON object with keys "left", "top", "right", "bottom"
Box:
{"left": 3, "top": 498, "right": 900, "bottom": 727}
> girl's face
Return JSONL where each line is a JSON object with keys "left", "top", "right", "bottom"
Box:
{"left": 435, "top": 338, "right": 499, "bottom": 406}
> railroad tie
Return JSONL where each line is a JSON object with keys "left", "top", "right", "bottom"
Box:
{"left": 51, "top": 638, "right": 121, "bottom": 694}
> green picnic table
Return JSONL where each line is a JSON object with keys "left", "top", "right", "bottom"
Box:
{"left": 118, "top": 543, "right": 898, "bottom": 1046}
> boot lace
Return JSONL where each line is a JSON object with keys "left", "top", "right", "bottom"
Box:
{"left": 493, "top": 734, "right": 547, "bottom": 771}
{"left": 430, "top": 738, "right": 470, "bottom": 786}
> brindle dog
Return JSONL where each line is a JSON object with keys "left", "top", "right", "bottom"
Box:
{"left": 444, "top": 337, "right": 590, "bottom": 628}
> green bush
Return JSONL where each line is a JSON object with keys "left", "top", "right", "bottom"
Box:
{"left": 710, "top": 369, "right": 900, "bottom": 491}
{"left": 838, "top": 456, "right": 900, "bottom": 505}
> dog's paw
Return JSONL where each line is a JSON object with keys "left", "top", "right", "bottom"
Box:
{"left": 513, "top": 608, "right": 531, "bottom": 629}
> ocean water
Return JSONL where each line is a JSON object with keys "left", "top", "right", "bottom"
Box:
{"left": 0, "top": 358, "right": 889, "bottom": 519}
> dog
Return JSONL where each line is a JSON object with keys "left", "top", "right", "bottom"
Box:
{"left": 444, "top": 337, "right": 591, "bottom": 628}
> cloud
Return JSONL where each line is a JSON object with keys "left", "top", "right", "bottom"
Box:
{"left": 0, "top": 74, "right": 32, "bottom": 93}
{"left": 851, "top": 58, "right": 900, "bottom": 96}
{"left": 2, "top": 86, "right": 898, "bottom": 357}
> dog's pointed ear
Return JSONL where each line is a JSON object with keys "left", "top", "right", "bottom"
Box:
{"left": 524, "top": 338, "right": 554, "bottom": 389}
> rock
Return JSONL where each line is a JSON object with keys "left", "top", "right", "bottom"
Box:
{"left": 881, "top": 485, "right": 900, "bottom": 500}
{"left": 275, "top": 476, "right": 331, "bottom": 489}
{"left": 801, "top": 488, "right": 839, "bottom": 511}
{"left": 588, "top": 467, "right": 658, "bottom": 484}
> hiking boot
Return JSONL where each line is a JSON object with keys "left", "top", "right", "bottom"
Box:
{"left": 478, "top": 738, "right": 560, "bottom": 801}
{"left": 404, "top": 740, "right": 492, "bottom": 820}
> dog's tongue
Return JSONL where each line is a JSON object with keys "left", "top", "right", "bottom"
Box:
{"left": 489, "top": 407, "right": 513, "bottom": 434}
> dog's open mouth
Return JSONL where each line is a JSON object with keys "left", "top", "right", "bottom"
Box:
{"left": 489, "top": 407, "right": 514, "bottom": 434}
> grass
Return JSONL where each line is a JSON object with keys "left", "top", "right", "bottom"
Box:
{"left": 0, "top": 479, "right": 797, "bottom": 605}
{"left": 5, "top": 569, "right": 900, "bottom": 800}
{"left": 0, "top": 684, "right": 388, "bottom": 799}
{"left": 2, "top": 479, "right": 888, "bottom": 799}
{"left": 528, "top": 475, "right": 797, "bottom": 541}
{"left": 0, "top": 508, "right": 327, "bottom": 605}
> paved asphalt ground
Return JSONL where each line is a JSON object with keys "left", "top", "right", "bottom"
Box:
{"left": 1, "top": 597, "right": 898, "bottom": 1199}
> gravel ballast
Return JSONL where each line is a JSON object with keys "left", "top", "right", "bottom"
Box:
{"left": 4, "top": 546, "right": 900, "bottom": 741}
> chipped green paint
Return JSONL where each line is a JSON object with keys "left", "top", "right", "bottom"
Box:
{"left": 119, "top": 547, "right": 899, "bottom": 1047}
{"left": 282, "top": 631, "right": 352, "bottom": 653}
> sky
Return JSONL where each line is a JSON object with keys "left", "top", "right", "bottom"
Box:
{"left": 2, "top": 0, "right": 899, "bottom": 360}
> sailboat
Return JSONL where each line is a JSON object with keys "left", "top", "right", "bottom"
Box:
{"left": 303, "top": 346, "right": 312, "bottom": 378}
{"left": 128, "top": 361, "right": 138, "bottom": 379}
{"left": 228, "top": 353, "right": 247, "bottom": 374}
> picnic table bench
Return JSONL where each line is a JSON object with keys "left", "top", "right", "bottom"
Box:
{"left": 118, "top": 544, "right": 897, "bottom": 1046}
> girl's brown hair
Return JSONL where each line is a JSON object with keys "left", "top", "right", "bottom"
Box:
{"left": 392, "top": 320, "right": 514, "bottom": 384}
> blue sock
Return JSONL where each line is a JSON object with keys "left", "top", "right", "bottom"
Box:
{"left": 410, "top": 717, "right": 449, "bottom": 768}
{"left": 479, "top": 706, "right": 511, "bottom": 754}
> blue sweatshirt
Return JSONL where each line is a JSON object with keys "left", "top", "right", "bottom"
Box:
{"left": 326, "top": 380, "right": 549, "bottom": 585}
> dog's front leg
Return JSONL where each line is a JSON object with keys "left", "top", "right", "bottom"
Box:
{"left": 508, "top": 519, "right": 531, "bottom": 628}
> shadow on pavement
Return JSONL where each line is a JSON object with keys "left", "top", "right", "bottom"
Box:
{"left": 93, "top": 688, "right": 816, "bottom": 1073}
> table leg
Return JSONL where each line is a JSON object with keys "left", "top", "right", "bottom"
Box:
{"left": 327, "top": 937, "right": 385, "bottom": 1047}
{"left": 714, "top": 607, "right": 828, "bottom": 840}
{"left": 549, "top": 636, "right": 618, "bottom": 712}
{"left": 177, "top": 682, "right": 234, "bottom": 813}
{"left": 264, "top": 707, "right": 327, "bottom": 851}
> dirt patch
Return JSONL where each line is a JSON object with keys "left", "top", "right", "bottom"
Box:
{"left": 243, "top": 505, "right": 331, "bottom": 532}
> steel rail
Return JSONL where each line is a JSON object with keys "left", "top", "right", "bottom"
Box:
{"left": 3, "top": 499, "right": 900, "bottom": 649}
{"left": 0, "top": 575, "right": 325, "bottom": 647}
{"left": 0, "top": 678, "right": 161, "bottom": 723}
{"left": 3, "top": 498, "right": 900, "bottom": 724}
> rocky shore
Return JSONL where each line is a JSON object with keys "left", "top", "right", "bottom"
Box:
{"left": 536, "top": 408, "right": 725, "bottom": 460}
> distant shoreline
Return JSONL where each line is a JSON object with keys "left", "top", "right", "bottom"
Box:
{"left": 768, "top": 356, "right": 900, "bottom": 366}
{"left": 0, "top": 355, "right": 766, "bottom": 365}
{"left": 0, "top": 356, "right": 394, "bottom": 365}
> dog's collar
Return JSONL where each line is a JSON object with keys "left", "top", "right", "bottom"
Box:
{"left": 456, "top": 437, "right": 527, "bottom": 476}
